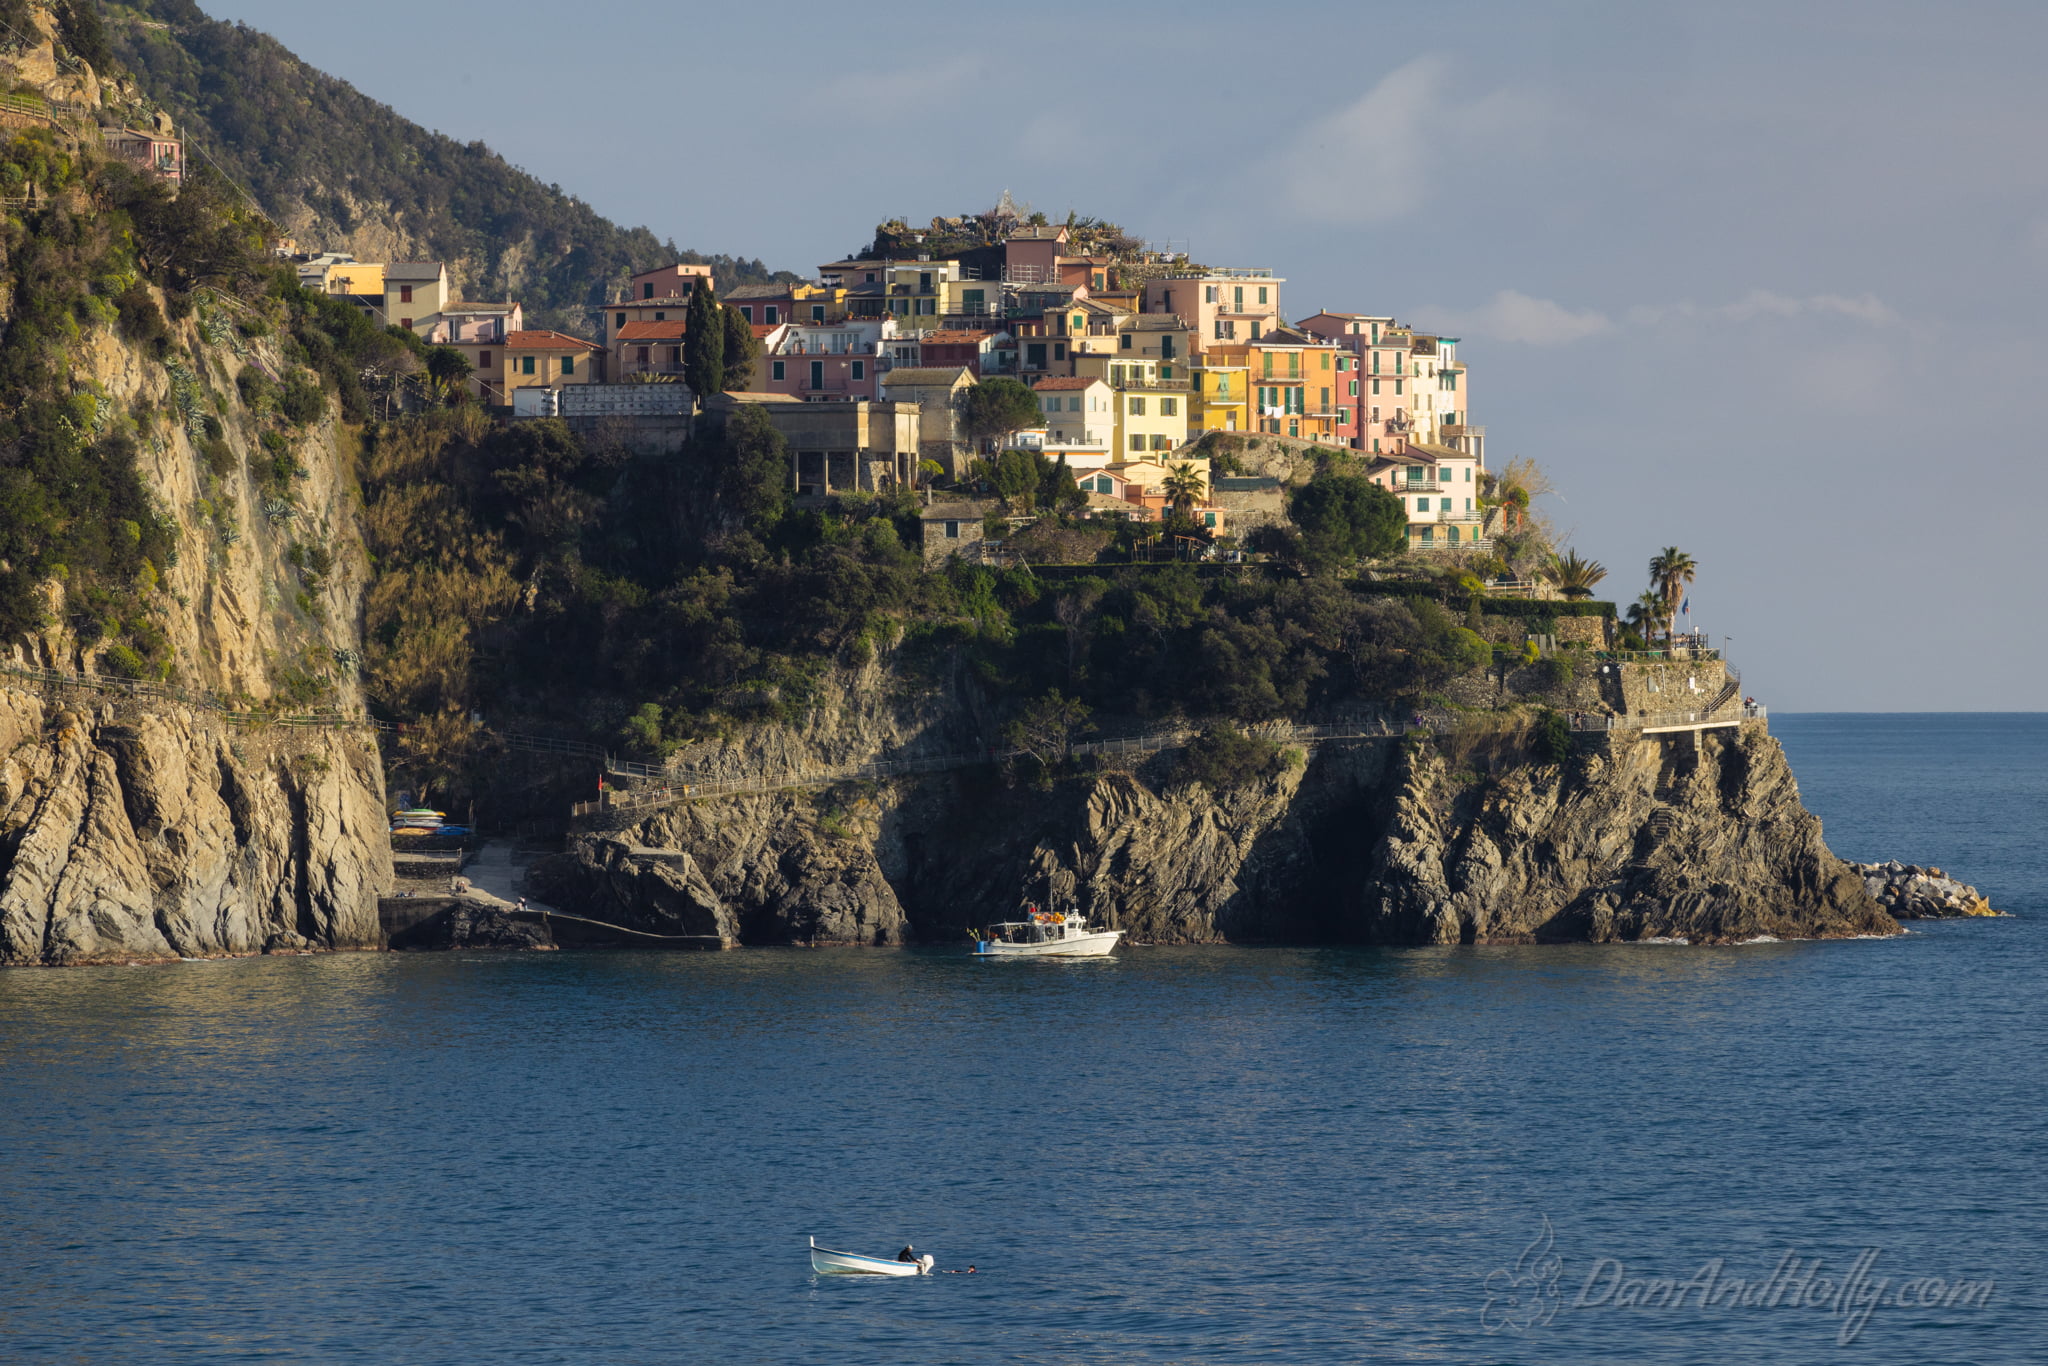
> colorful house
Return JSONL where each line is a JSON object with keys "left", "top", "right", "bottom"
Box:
{"left": 1367, "top": 441, "right": 1486, "bottom": 550}
{"left": 613, "top": 320, "right": 688, "bottom": 381}
{"left": 627, "top": 263, "right": 713, "bottom": 301}
{"left": 1189, "top": 359, "right": 1250, "bottom": 434}
{"left": 604, "top": 295, "right": 691, "bottom": 348}
{"left": 1141, "top": 269, "right": 1284, "bottom": 352}
{"left": 1031, "top": 376, "right": 1115, "bottom": 463}
{"left": 920, "top": 329, "right": 1011, "bottom": 377}
{"left": 502, "top": 330, "right": 605, "bottom": 396}
{"left": 763, "top": 318, "right": 894, "bottom": 401}
{"left": 384, "top": 263, "right": 451, "bottom": 336}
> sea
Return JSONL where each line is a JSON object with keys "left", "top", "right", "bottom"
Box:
{"left": 1, "top": 714, "right": 2042, "bottom": 1364}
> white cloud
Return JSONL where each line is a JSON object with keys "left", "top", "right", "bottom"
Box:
{"left": 1414, "top": 290, "right": 1614, "bottom": 346}
{"left": 1277, "top": 58, "right": 1547, "bottom": 224}
{"left": 1416, "top": 288, "right": 1899, "bottom": 347}
{"left": 1628, "top": 290, "right": 1899, "bottom": 327}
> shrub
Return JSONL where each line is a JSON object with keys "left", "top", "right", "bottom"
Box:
{"left": 1533, "top": 708, "right": 1571, "bottom": 764}
{"left": 279, "top": 370, "right": 326, "bottom": 425}
{"left": 1179, "top": 725, "right": 1282, "bottom": 791}
{"left": 236, "top": 367, "right": 275, "bottom": 410}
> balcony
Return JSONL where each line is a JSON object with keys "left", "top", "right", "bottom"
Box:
{"left": 1396, "top": 480, "right": 1442, "bottom": 493}
{"left": 1440, "top": 423, "right": 1486, "bottom": 438}
{"left": 1434, "top": 508, "right": 1484, "bottom": 523}
{"left": 1109, "top": 377, "right": 1190, "bottom": 392}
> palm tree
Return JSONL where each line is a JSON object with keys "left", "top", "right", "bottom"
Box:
{"left": 1649, "top": 547, "right": 1696, "bottom": 629}
{"left": 1627, "top": 591, "right": 1667, "bottom": 646}
{"left": 1161, "top": 462, "right": 1207, "bottom": 519}
{"left": 1544, "top": 549, "right": 1607, "bottom": 599}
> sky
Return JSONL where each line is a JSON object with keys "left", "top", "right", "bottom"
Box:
{"left": 201, "top": 0, "right": 2047, "bottom": 710}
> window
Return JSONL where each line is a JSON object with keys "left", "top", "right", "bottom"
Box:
{"left": 1204, "top": 511, "right": 1217, "bottom": 528}
{"left": 772, "top": 360, "right": 786, "bottom": 380}
{"left": 1027, "top": 343, "right": 1047, "bottom": 368}
{"left": 964, "top": 289, "right": 984, "bottom": 307}
{"left": 1321, "top": 388, "right": 1330, "bottom": 410}
{"left": 919, "top": 272, "right": 933, "bottom": 292}
{"left": 1320, "top": 352, "right": 1331, "bottom": 369}
{"left": 864, "top": 272, "right": 877, "bottom": 283}
{"left": 1338, "top": 406, "right": 1350, "bottom": 425}
{"left": 1349, "top": 380, "right": 1360, "bottom": 397}
{"left": 654, "top": 311, "right": 666, "bottom": 321}
{"left": 946, "top": 521, "right": 960, "bottom": 539}
{"left": 918, "top": 298, "right": 936, "bottom": 315}
{"left": 1287, "top": 419, "right": 1298, "bottom": 437}
{"left": 669, "top": 346, "right": 682, "bottom": 365}
{"left": 478, "top": 350, "right": 491, "bottom": 369}
{"left": 1044, "top": 397, "right": 1058, "bottom": 413}
{"left": 1093, "top": 272, "right": 1105, "bottom": 290}
{"left": 636, "top": 346, "right": 650, "bottom": 364}
{"left": 1419, "top": 527, "right": 1434, "bottom": 545}
{"left": 1233, "top": 286, "right": 1244, "bottom": 308}
{"left": 1054, "top": 343, "right": 1067, "bottom": 360}
{"left": 1288, "top": 354, "right": 1300, "bottom": 378}
{"left": 1204, "top": 285, "right": 1218, "bottom": 304}
{"left": 1257, "top": 287, "right": 1268, "bottom": 305}
{"left": 810, "top": 361, "right": 824, "bottom": 389}
{"left": 1067, "top": 396, "right": 1080, "bottom": 411}
{"left": 1466, "top": 498, "right": 1474, "bottom": 511}
{"left": 561, "top": 357, "right": 575, "bottom": 375}
{"left": 521, "top": 356, "right": 536, "bottom": 375}
{"left": 1216, "top": 375, "right": 1229, "bottom": 395}
{"left": 1394, "top": 379, "right": 1404, "bottom": 395}
{"left": 852, "top": 360, "right": 865, "bottom": 380}
{"left": 400, "top": 285, "right": 414, "bottom": 304}
{"left": 1161, "top": 397, "right": 1177, "bottom": 416}
{"left": 399, "top": 318, "right": 412, "bottom": 330}
{"left": 740, "top": 306, "right": 754, "bottom": 322}
{"left": 1129, "top": 397, "right": 1146, "bottom": 415}
{"left": 1439, "top": 468, "right": 1451, "bottom": 481}
{"left": 1263, "top": 353, "right": 1273, "bottom": 377}
{"left": 1129, "top": 435, "right": 1145, "bottom": 452}
{"left": 1465, "top": 468, "right": 1473, "bottom": 482}
{"left": 1249, "top": 322, "right": 1262, "bottom": 340}
{"left": 616, "top": 312, "right": 626, "bottom": 329}
{"left": 1448, "top": 526, "right": 1460, "bottom": 544}
{"left": 1152, "top": 434, "right": 1170, "bottom": 451}
{"left": 1120, "top": 333, "right": 1132, "bottom": 350}
{"left": 1372, "top": 439, "right": 1381, "bottom": 453}
{"left": 643, "top": 283, "right": 655, "bottom": 299}
{"left": 1371, "top": 406, "right": 1380, "bottom": 422}
{"left": 812, "top": 305, "right": 826, "bottom": 322}
{"left": 765, "top": 306, "right": 780, "bottom": 325}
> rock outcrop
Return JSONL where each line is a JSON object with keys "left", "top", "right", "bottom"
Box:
{"left": 547, "top": 719, "right": 1898, "bottom": 947}
{"left": 1844, "top": 861, "right": 2000, "bottom": 919}
{"left": 0, "top": 689, "right": 389, "bottom": 964}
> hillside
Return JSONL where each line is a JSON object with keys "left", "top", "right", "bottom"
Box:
{"left": 103, "top": 0, "right": 797, "bottom": 328}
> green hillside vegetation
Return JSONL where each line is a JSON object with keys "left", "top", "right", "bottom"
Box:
{"left": 105, "top": 0, "right": 799, "bottom": 327}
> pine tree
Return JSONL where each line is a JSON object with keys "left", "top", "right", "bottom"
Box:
{"left": 685, "top": 281, "right": 725, "bottom": 397}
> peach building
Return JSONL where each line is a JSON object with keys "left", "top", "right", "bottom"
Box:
{"left": 1142, "top": 269, "right": 1284, "bottom": 352}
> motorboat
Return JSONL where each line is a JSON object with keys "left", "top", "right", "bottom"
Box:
{"left": 808, "top": 1237, "right": 932, "bottom": 1276}
{"left": 973, "top": 905, "right": 1122, "bottom": 958}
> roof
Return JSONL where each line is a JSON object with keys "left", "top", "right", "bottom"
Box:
{"left": 1402, "top": 440, "right": 1467, "bottom": 459}
{"left": 1125, "top": 316, "right": 1187, "bottom": 331}
{"left": 751, "top": 324, "right": 780, "bottom": 339}
{"left": 384, "top": 262, "right": 445, "bottom": 282}
{"left": 921, "top": 330, "right": 995, "bottom": 346}
{"left": 616, "top": 320, "right": 688, "bottom": 341}
{"left": 1252, "top": 328, "right": 1326, "bottom": 347}
{"left": 506, "top": 329, "right": 603, "bottom": 350}
{"left": 445, "top": 301, "right": 518, "bottom": 313}
{"left": 1008, "top": 226, "right": 1068, "bottom": 241}
{"left": 617, "top": 294, "right": 690, "bottom": 307}
{"left": 724, "top": 284, "right": 791, "bottom": 301}
{"left": 880, "top": 366, "right": 972, "bottom": 386}
{"left": 1032, "top": 376, "right": 1106, "bottom": 391}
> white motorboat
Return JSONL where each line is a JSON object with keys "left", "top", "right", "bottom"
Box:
{"left": 808, "top": 1237, "right": 932, "bottom": 1276}
{"left": 973, "top": 906, "right": 1122, "bottom": 958}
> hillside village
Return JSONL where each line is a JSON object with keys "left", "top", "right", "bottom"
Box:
{"left": 291, "top": 209, "right": 1500, "bottom": 568}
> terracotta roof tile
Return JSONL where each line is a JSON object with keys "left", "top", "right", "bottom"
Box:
{"left": 506, "top": 329, "right": 603, "bottom": 350}
{"left": 615, "top": 320, "right": 687, "bottom": 341}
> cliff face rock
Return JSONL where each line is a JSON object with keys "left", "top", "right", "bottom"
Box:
{"left": 1360, "top": 724, "right": 1896, "bottom": 945}
{"left": 549, "top": 720, "right": 1893, "bottom": 948}
{"left": 0, "top": 689, "right": 390, "bottom": 965}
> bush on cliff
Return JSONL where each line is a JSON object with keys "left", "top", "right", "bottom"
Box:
{"left": 1179, "top": 726, "right": 1283, "bottom": 791}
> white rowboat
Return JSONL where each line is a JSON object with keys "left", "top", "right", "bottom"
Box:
{"left": 809, "top": 1237, "right": 932, "bottom": 1276}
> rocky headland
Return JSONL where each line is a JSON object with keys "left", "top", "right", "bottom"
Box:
{"left": 1844, "top": 861, "right": 2001, "bottom": 919}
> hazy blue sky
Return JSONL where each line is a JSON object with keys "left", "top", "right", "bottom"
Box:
{"left": 204, "top": 0, "right": 2045, "bottom": 710}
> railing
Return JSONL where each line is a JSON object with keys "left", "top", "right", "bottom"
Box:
{"left": 1434, "top": 508, "right": 1483, "bottom": 522}
{"left": 573, "top": 703, "right": 1757, "bottom": 821}
{"left": 0, "top": 661, "right": 367, "bottom": 729}
{"left": 1398, "top": 479, "right": 1443, "bottom": 493}
{"left": 1570, "top": 703, "right": 1765, "bottom": 733}
{"left": 1595, "top": 649, "right": 1723, "bottom": 663}
{"left": 1109, "top": 377, "right": 1190, "bottom": 391}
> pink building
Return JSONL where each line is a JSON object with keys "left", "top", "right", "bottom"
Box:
{"left": 1143, "top": 269, "right": 1283, "bottom": 352}
{"left": 1003, "top": 225, "right": 1068, "bottom": 283}
{"left": 626, "top": 262, "right": 713, "bottom": 302}
{"left": 762, "top": 319, "right": 891, "bottom": 401}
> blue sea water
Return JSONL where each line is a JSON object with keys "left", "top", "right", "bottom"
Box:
{"left": 0, "top": 714, "right": 2042, "bottom": 1364}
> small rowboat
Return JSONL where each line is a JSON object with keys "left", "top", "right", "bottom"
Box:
{"left": 808, "top": 1236, "right": 932, "bottom": 1276}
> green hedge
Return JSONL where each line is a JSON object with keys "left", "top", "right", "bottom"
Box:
{"left": 1349, "top": 580, "right": 1616, "bottom": 618}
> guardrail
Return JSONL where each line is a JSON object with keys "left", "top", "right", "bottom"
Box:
{"left": 0, "top": 661, "right": 367, "bottom": 729}
{"left": 1570, "top": 703, "right": 1765, "bottom": 732}
{"left": 571, "top": 703, "right": 1770, "bottom": 821}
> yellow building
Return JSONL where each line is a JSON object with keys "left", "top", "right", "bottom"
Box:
{"left": 1072, "top": 353, "right": 1191, "bottom": 456}
{"left": 1190, "top": 361, "right": 1250, "bottom": 434}
{"left": 383, "top": 262, "right": 451, "bottom": 336}
{"left": 1211, "top": 329, "right": 1345, "bottom": 443}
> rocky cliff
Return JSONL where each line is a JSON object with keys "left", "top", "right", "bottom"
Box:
{"left": 538, "top": 707, "right": 1897, "bottom": 948}
{"left": 0, "top": 690, "right": 387, "bottom": 964}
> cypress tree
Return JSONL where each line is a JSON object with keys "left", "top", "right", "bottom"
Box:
{"left": 684, "top": 281, "right": 725, "bottom": 397}
{"left": 720, "top": 304, "right": 760, "bottom": 391}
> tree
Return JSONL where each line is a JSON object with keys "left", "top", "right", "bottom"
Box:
{"left": 1627, "top": 591, "right": 1667, "bottom": 645}
{"left": 1288, "top": 471, "right": 1408, "bottom": 568}
{"left": 959, "top": 376, "right": 1043, "bottom": 449}
{"left": 684, "top": 280, "right": 725, "bottom": 397}
{"left": 1544, "top": 549, "right": 1607, "bottom": 599}
{"left": 425, "top": 345, "right": 473, "bottom": 389}
{"left": 1162, "top": 462, "right": 1207, "bottom": 519}
{"left": 1649, "top": 546, "right": 1696, "bottom": 627}
{"left": 720, "top": 304, "right": 760, "bottom": 390}
{"left": 1003, "top": 690, "right": 1092, "bottom": 773}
